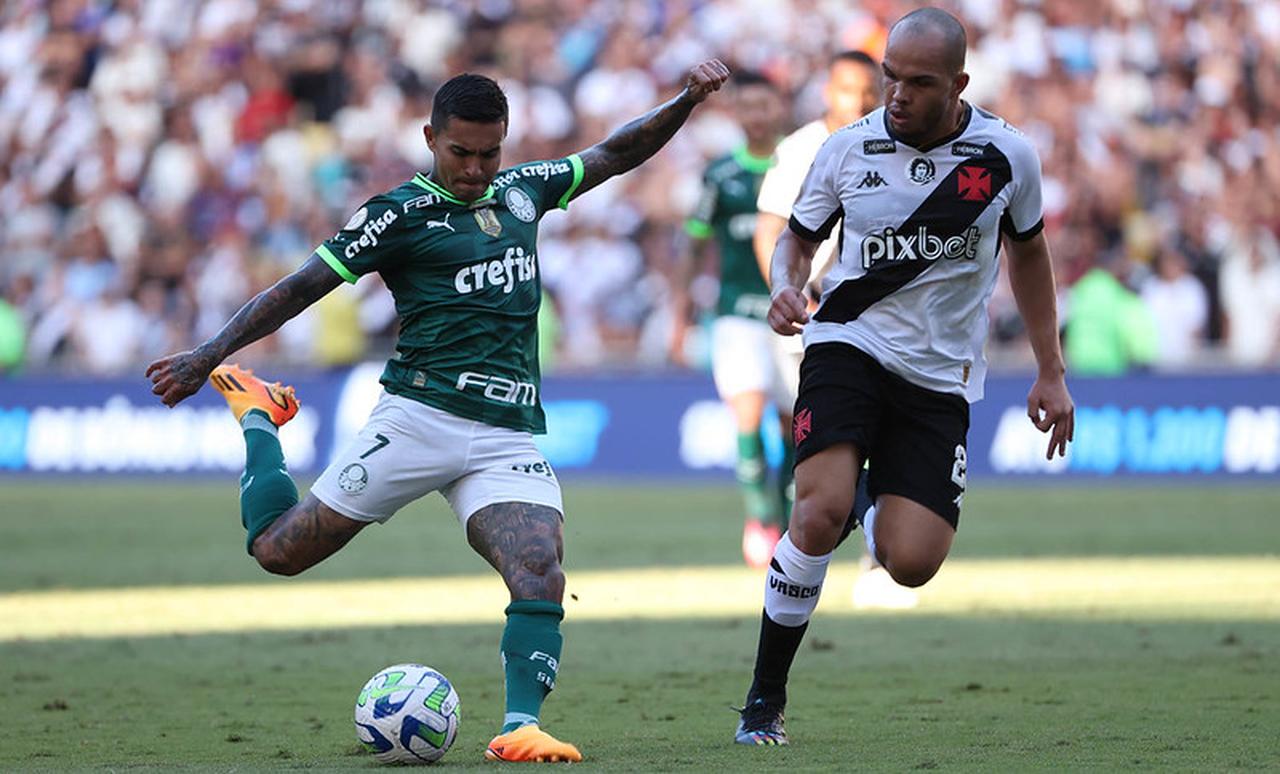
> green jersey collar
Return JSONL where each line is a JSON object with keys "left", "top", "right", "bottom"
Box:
{"left": 413, "top": 173, "right": 495, "bottom": 206}
{"left": 733, "top": 146, "right": 774, "bottom": 174}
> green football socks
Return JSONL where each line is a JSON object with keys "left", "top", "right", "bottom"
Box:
{"left": 736, "top": 431, "right": 774, "bottom": 524}
{"left": 500, "top": 600, "right": 564, "bottom": 733}
{"left": 238, "top": 409, "right": 299, "bottom": 554}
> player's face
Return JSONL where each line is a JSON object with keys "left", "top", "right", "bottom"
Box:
{"left": 424, "top": 118, "right": 506, "bottom": 202}
{"left": 881, "top": 35, "right": 968, "bottom": 144}
{"left": 736, "top": 84, "right": 784, "bottom": 147}
{"left": 824, "top": 61, "right": 880, "bottom": 129}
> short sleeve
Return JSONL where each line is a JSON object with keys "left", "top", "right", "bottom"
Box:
{"left": 788, "top": 136, "right": 845, "bottom": 243}
{"left": 684, "top": 167, "right": 718, "bottom": 239}
{"left": 1000, "top": 140, "right": 1045, "bottom": 242}
{"left": 313, "top": 196, "right": 412, "bottom": 283}
{"left": 501, "top": 155, "right": 586, "bottom": 217}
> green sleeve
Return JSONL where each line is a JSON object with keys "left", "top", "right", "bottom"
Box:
{"left": 312, "top": 195, "right": 410, "bottom": 283}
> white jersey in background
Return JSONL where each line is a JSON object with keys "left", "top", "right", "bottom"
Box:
{"left": 790, "top": 104, "right": 1044, "bottom": 402}
{"left": 757, "top": 119, "right": 841, "bottom": 288}
{"left": 757, "top": 119, "right": 840, "bottom": 373}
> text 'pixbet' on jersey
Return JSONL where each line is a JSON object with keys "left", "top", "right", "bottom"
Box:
{"left": 859, "top": 225, "right": 982, "bottom": 270}
{"left": 454, "top": 246, "right": 537, "bottom": 295}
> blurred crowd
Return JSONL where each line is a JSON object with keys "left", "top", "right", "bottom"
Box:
{"left": 2, "top": 0, "right": 1279, "bottom": 376}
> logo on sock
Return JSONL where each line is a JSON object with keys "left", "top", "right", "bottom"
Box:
{"left": 768, "top": 572, "right": 821, "bottom": 599}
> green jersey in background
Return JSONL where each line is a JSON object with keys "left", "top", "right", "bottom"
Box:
{"left": 686, "top": 146, "right": 774, "bottom": 321}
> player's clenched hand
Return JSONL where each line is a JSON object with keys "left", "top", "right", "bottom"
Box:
{"left": 146, "top": 349, "right": 218, "bottom": 407}
{"left": 682, "top": 59, "right": 730, "bottom": 104}
{"left": 1026, "top": 373, "right": 1074, "bottom": 460}
{"left": 767, "top": 286, "right": 809, "bottom": 336}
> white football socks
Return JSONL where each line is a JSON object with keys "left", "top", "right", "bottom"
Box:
{"left": 763, "top": 532, "right": 832, "bottom": 627}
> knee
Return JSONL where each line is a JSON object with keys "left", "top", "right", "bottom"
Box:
{"left": 507, "top": 547, "right": 565, "bottom": 601}
{"left": 881, "top": 550, "right": 944, "bottom": 588}
{"left": 252, "top": 538, "right": 304, "bottom": 577}
{"left": 789, "top": 494, "right": 850, "bottom": 552}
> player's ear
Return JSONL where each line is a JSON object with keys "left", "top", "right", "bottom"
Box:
{"left": 424, "top": 125, "right": 437, "bottom": 151}
{"left": 952, "top": 71, "right": 970, "bottom": 99}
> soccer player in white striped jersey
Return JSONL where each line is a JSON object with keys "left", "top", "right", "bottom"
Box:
{"left": 754, "top": 49, "right": 921, "bottom": 611}
{"left": 735, "top": 8, "right": 1074, "bottom": 746}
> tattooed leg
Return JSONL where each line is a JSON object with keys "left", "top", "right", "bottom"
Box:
{"left": 466, "top": 502, "right": 566, "bottom": 603}
{"left": 250, "top": 494, "right": 368, "bottom": 576}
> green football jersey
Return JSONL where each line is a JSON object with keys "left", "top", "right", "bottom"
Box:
{"left": 685, "top": 146, "right": 773, "bottom": 321}
{"left": 313, "top": 155, "right": 585, "bottom": 434}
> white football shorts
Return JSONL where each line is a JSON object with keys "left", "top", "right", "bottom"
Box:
{"left": 311, "top": 391, "right": 562, "bottom": 526}
{"left": 770, "top": 334, "right": 804, "bottom": 411}
{"left": 710, "top": 315, "right": 782, "bottom": 401}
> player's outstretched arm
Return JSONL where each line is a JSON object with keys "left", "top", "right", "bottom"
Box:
{"left": 766, "top": 228, "right": 820, "bottom": 336}
{"left": 145, "top": 254, "right": 342, "bottom": 407}
{"left": 1004, "top": 232, "right": 1074, "bottom": 459}
{"left": 573, "top": 59, "right": 730, "bottom": 198}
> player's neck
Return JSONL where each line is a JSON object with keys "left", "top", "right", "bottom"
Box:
{"left": 895, "top": 100, "right": 970, "bottom": 151}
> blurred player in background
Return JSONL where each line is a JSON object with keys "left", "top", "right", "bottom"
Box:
{"left": 147, "top": 61, "right": 731, "bottom": 764}
{"left": 753, "top": 50, "right": 919, "bottom": 609}
{"left": 735, "top": 9, "right": 1073, "bottom": 745}
{"left": 678, "top": 71, "right": 789, "bottom": 568}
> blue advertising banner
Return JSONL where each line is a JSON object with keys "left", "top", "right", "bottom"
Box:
{"left": 1, "top": 368, "right": 1277, "bottom": 480}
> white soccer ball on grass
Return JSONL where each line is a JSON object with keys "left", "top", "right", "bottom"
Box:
{"left": 355, "top": 663, "right": 460, "bottom": 764}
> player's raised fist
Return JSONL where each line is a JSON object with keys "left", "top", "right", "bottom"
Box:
{"left": 683, "top": 59, "right": 731, "bottom": 104}
{"left": 146, "top": 349, "right": 217, "bottom": 407}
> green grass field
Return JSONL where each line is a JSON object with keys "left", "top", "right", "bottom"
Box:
{"left": 2, "top": 481, "right": 1278, "bottom": 771}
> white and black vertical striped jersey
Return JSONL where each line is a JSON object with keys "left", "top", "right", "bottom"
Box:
{"left": 790, "top": 104, "right": 1044, "bottom": 402}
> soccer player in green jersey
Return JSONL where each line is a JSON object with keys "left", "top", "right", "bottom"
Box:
{"left": 146, "top": 60, "right": 731, "bottom": 764}
{"left": 678, "top": 71, "right": 790, "bottom": 569}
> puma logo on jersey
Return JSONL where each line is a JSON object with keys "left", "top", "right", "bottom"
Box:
{"left": 860, "top": 225, "right": 981, "bottom": 269}
{"left": 454, "top": 246, "right": 537, "bottom": 294}
{"left": 425, "top": 212, "right": 454, "bottom": 232}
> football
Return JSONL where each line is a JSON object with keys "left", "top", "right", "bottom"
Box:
{"left": 355, "top": 663, "right": 461, "bottom": 764}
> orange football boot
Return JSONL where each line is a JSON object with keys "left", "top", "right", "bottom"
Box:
{"left": 209, "top": 364, "right": 299, "bottom": 426}
{"left": 485, "top": 725, "right": 582, "bottom": 763}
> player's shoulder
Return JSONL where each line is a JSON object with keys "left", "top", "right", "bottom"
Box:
{"left": 775, "top": 119, "right": 830, "bottom": 159}
{"left": 701, "top": 152, "right": 740, "bottom": 182}
{"left": 337, "top": 181, "right": 425, "bottom": 236}
{"left": 814, "top": 108, "right": 886, "bottom": 162}
{"left": 965, "top": 104, "right": 1039, "bottom": 161}
{"left": 492, "top": 157, "right": 577, "bottom": 191}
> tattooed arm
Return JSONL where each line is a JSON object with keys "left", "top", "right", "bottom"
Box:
{"left": 146, "top": 254, "right": 342, "bottom": 406}
{"left": 573, "top": 59, "right": 730, "bottom": 199}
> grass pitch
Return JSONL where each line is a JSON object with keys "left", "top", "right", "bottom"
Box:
{"left": 1, "top": 481, "right": 1277, "bottom": 771}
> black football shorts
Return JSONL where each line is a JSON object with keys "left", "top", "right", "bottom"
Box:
{"left": 792, "top": 342, "right": 969, "bottom": 528}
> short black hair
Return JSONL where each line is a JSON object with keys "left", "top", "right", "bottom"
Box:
{"left": 733, "top": 69, "right": 777, "bottom": 90}
{"left": 831, "top": 50, "right": 878, "bottom": 70}
{"left": 430, "top": 73, "right": 508, "bottom": 132}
